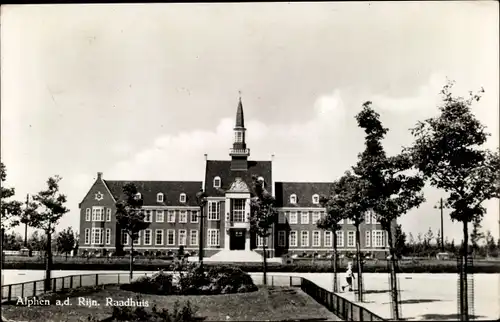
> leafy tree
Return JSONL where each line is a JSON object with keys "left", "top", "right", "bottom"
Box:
{"left": 115, "top": 183, "right": 150, "bottom": 280}
{"left": 28, "top": 230, "right": 47, "bottom": 252}
{"left": 352, "top": 102, "right": 425, "bottom": 318}
{"left": 436, "top": 229, "right": 442, "bottom": 252}
{"left": 20, "top": 176, "right": 69, "bottom": 291}
{"left": 424, "top": 228, "right": 434, "bottom": 254}
{"left": 2, "top": 231, "right": 23, "bottom": 250}
{"left": 330, "top": 171, "right": 368, "bottom": 301}
{"left": 484, "top": 231, "right": 497, "bottom": 258}
{"left": 408, "top": 81, "right": 500, "bottom": 320}
{"left": 56, "top": 227, "right": 76, "bottom": 260}
{"left": 393, "top": 224, "right": 407, "bottom": 259}
{"left": 317, "top": 180, "right": 349, "bottom": 292}
{"left": 0, "top": 162, "right": 23, "bottom": 229}
{"left": 250, "top": 175, "right": 278, "bottom": 286}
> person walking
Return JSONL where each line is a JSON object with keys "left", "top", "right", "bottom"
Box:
{"left": 341, "top": 262, "right": 355, "bottom": 292}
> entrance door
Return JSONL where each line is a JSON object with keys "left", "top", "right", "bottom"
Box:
{"left": 229, "top": 229, "right": 246, "bottom": 250}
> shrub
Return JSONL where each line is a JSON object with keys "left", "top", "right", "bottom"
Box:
{"left": 111, "top": 300, "right": 198, "bottom": 322}
{"left": 121, "top": 271, "right": 175, "bottom": 295}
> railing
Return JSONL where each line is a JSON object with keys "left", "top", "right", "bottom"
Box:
{"left": 2, "top": 272, "right": 385, "bottom": 321}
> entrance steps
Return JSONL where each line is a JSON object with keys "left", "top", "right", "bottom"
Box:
{"left": 187, "top": 250, "right": 282, "bottom": 263}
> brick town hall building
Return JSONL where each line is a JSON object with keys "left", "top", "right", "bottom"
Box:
{"left": 78, "top": 98, "right": 393, "bottom": 260}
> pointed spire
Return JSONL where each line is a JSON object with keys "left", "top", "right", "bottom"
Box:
{"left": 235, "top": 91, "right": 245, "bottom": 128}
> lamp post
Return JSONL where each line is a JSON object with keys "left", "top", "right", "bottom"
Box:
{"left": 23, "top": 194, "right": 30, "bottom": 248}
{"left": 434, "top": 198, "right": 445, "bottom": 252}
{"left": 196, "top": 190, "right": 208, "bottom": 270}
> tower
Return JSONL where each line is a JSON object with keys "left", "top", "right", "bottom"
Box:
{"left": 230, "top": 94, "right": 250, "bottom": 171}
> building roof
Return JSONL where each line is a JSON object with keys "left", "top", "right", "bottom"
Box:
{"left": 104, "top": 180, "right": 202, "bottom": 207}
{"left": 274, "top": 182, "right": 334, "bottom": 208}
{"left": 204, "top": 160, "right": 272, "bottom": 196}
{"left": 235, "top": 97, "right": 245, "bottom": 128}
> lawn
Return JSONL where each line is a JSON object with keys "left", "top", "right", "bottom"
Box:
{"left": 2, "top": 284, "right": 340, "bottom": 322}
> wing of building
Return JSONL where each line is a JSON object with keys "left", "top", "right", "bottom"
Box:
{"left": 78, "top": 97, "right": 394, "bottom": 260}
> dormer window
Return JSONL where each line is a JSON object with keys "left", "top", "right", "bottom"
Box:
{"left": 157, "top": 193, "right": 164, "bottom": 202}
{"left": 312, "top": 194, "right": 319, "bottom": 204}
{"left": 213, "top": 176, "right": 221, "bottom": 188}
{"left": 179, "top": 193, "right": 187, "bottom": 203}
{"left": 290, "top": 194, "right": 297, "bottom": 204}
{"left": 135, "top": 192, "right": 142, "bottom": 200}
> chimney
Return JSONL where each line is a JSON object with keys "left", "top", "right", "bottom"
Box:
{"left": 204, "top": 154, "right": 208, "bottom": 161}
{"left": 271, "top": 154, "right": 275, "bottom": 162}
{"left": 97, "top": 172, "right": 103, "bottom": 180}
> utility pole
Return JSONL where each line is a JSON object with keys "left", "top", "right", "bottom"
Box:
{"left": 24, "top": 194, "right": 29, "bottom": 248}
{"left": 196, "top": 190, "right": 208, "bottom": 270}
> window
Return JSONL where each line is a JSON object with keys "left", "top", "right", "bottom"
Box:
{"left": 167, "top": 210, "right": 176, "bottom": 223}
{"left": 190, "top": 230, "right": 198, "bottom": 246}
{"left": 372, "top": 230, "right": 385, "bottom": 247}
{"left": 191, "top": 210, "right": 198, "bottom": 223}
{"left": 257, "top": 236, "right": 267, "bottom": 247}
{"left": 121, "top": 230, "right": 128, "bottom": 245}
{"left": 312, "top": 212, "right": 321, "bottom": 224}
{"left": 337, "top": 231, "right": 345, "bottom": 247}
{"left": 365, "top": 230, "right": 371, "bottom": 247}
{"left": 232, "top": 199, "right": 245, "bottom": 222}
{"left": 324, "top": 231, "right": 332, "bottom": 247}
{"left": 372, "top": 213, "right": 378, "bottom": 224}
{"left": 133, "top": 231, "right": 141, "bottom": 246}
{"left": 179, "top": 210, "right": 187, "bottom": 223}
{"left": 84, "top": 229, "right": 90, "bottom": 244}
{"left": 347, "top": 231, "right": 355, "bottom": 247}
{"left": 167, "top": 229, "right": 175, "bottom": 246}
{"left": 85, "top": 208, "right": 91, "bottom": 221}
{"left": 235, "top": 131, "right": 243, "bottom": 143}
{"left": 289, "top": 231, "right": 297, "bottom": 247}
{"left": 144, "top": 229, "right": 152, "bottom": 245}
{"left": 365, "top": 211, "right": 371, "bottom": 224}
{"left": 208, "top": 201, "right": 220, "bottom": 220}
{"left": 92, "top": 207, "right": 104, "bottom": 221}
{"left": 312, "top": 231, "right": 320, "bottom": 247}
{"left": 290, "top": 194, "right": 297, "bottom": 204}
{"left": 144, "top": 210, "right": 152, "bottom": 222}
{"left": 178, "top": 230, "right": 187, "bottom": 246}
{"left": 105, "top": 229, "right": 111, "bottom": 245}
{"left": 106, "top": 208, "right": 111, "bottom": 221}
{"left": 213, "top": 177, "right": 221, "bottom": 188}
{"left": 207, "top": 229, "right": 220, "bottom": 246}
{"left": 155, "top": 229, "right": 164, "bottom": 245}
{"left": 157, "top": 193, "right": 164, "bottom": 202}
{"left": 179, "top": 193, "right": 186, "bottom": 203}
{"left": 312, "top": 194, "right": 319, "bottom": 204}
{"left": 289, "top": 211, "right": 298, "bottom": 224}
{"left": 301, "top": 212, "right": 309, "bottom": 224}
{"left": 156, "top": 210, "right": 164, "bottom": 222}
{"left": 278, "top": 212, "right": 286, "bottom": 224}
{"left": 91, "top": 228, "right": 102, "bottom": 244}
{"left": 301, "top": 231, "right": 309, "bottom": 247}
{"left": 278, "top": 231, "right": 286, "bottom": 247}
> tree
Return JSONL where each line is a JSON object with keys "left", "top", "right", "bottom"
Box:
{"left": 0, "top": 162, "right": 23, "bottom": 229}
{"left": 436, "top": 230, "right": 442, "bottom": 252}
{"left": 56, "top": 227, "right": 76, "bottom": 260}
{"left": 28, "top": 230, "right": 47, "bottom": 252}
{"left": 393, "top": 224, "right": 407, "bottom": 259}
{"left": 115, "top": 183, "right": 150, "bottom": 281}
{"left": 330, "top": 171, "right": 369, "bottom": 301}
{"left": 250, "top": 175, "right": 278, "bottom": 286}
{"left": 352, "top": 102, "right": 425, "bottom": 318}
{"left": 20, "top": 176, "right": 69, "bottom": 291}
{"left": 470, "top": 219, "right": 484, "bottom": 258}
{"left": 424, "top": 227, "right": 434, "bottom": 254}
{"left": 408, "top": 81, "right": 500, "bottom": 320}
{"left": 2, "top": 231, "right": 23, "bottom": 250}
{"left": 317, "top": 180, "right": 349, "bottom": 292}
{"left": 484, "top": 231, "right": 497, "bottom": 258}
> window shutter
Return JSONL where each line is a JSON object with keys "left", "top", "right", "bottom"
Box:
{"left": 366, "top": 231, "right": 371, "bottom": 247}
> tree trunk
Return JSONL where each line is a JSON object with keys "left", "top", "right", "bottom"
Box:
{"left": 44, "top": 230, "right": 52, "bottom": 291}
{"left": 332, "top": 229, "right": 338, "bottom": 293}
{"left": 461, "top": 221, "right": 469, "bottom": 321}
{"left": 355, "top": 225, "right": 363, "bottom": 302}
{"left": 387, "top": 228, "right": 400, "bottom": 320}
{"left": 262, "top": 237, "right": 268, "bottom": 285}
{"left": 130, "top": 242, "right": 134, "bottom": 282}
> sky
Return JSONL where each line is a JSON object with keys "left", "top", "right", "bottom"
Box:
{"left": 1, "top": 2, "right": 499, "bottom": 242}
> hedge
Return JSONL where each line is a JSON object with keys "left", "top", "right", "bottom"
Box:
{"left": 4, "top": 260, "right": 500, "bottom": 273}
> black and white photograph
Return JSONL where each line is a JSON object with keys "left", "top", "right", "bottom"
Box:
{"left": 1, "top": 2, "right": 499, "bottom": 321}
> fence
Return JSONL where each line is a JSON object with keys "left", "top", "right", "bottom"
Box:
{"left": 2, "top": 272, "right": 385, "bottom": 321}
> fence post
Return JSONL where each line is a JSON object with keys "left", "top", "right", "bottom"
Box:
{"left": 79, "top": 275, "right": 82, "bottom": 287}
{"left": 271, "top": 276, "right": 274, "bottom": 287}
{"left": 70, "top": 276, "right": 73, "bottom": 289}
{"left": 118, "top": 274, "right": 120, "bottom": 285}
{"left": 289, "top": 276, "right": 292, "bottom": 286}
{"left": 8, "top": 285, "right": 12, "bottom": 302}
{"left": 21, "top": 283, "right": 24, "bottom": 298}
{"left": 96, "top": 274, "right": 99, "bottom": 286}
{"left": 53, "top": 278, "right": 56, "bottom": 291}
{"left": 33, "top": 281, "right": 36, "bottom": 297}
